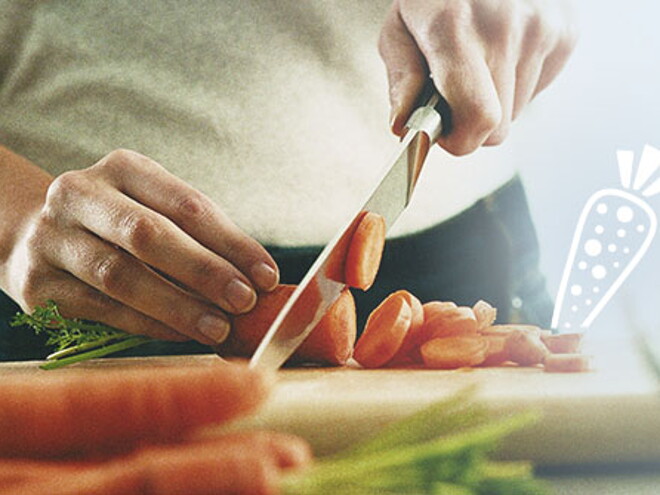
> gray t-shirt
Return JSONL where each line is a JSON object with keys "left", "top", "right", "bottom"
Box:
{"left": 0, "top": 0, "right": 514, "bottom": 246}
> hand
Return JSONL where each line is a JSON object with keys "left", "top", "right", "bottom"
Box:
{"left": 5, "top": 149, "right": 279, "bottom": 345}
{"left": 0, "top": 362, "right": 312, "bottom": 495}
{"left": 380, "top": 0, "right": 577, "bottom": 155}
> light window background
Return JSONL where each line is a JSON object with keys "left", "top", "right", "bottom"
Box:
{"left": 511, "top": 1, "right": 660, "bottom": 338}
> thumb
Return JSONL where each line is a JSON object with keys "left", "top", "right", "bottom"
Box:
{"left": 378, "top": 1, "right": 428, "bottom": 137}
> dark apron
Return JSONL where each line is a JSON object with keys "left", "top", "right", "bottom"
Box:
{"left": 0, "top": 175, "right": 553, "bottom": 361}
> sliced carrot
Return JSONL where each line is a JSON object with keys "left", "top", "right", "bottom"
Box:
{"left": 504, "top": 329, "right": 550, "bottom": 366}
{"left": 294, "top": 289, "right": 356, "bottom": 365}
{"left": 479, "top": 324, "right": 542, "bottom": 337}
{"left": 219, "top": 284, "right": 356, "bottom": 366}
{"left": 420, "top": 336, "right": 488, "bottom": 369}
{"left": 387, "top": 290, "right": 425, "bottom": 365}
{"left": 324, "top": 212, "right": 366, "bottom": 283}
{"left": 344, "top": 211, "right": 386, "bottom": 290}
{"left": 421, "top": 303, "right": 478, "bottom": 340}
{"left": 544, "top": 353, "right": 591, "bottom": 373}
{"left": 472, "top": 300, "right": 497, "bottom": 331}
{"left": 353, "top": 292, "right": 412, "bottom": 369}
{"left": 0, "top": 363, "right": 268, "bottom": 459}
{"left": 480, "top": 334, "right": 511, "bottom": 367}
{"left": 541, "top": 332, "right": 583, "bottom": 354}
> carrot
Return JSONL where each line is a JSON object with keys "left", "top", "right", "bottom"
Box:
{"left": 479, "top": 334, "right": 510, "bottom": 367}
{"left": 293, "top": 288, "right": 356, "bottom": 365}
{"left": 388, "top": 290, "right": 425, "bottom": 365}
{"left": 420, "top": 336, "right": 488, "bottom": 369}
{"left": 472, "top": 300, "right": 497, "bottom": 331}
{"left": 324, "top": 212, "right": 366, "bottom": 283}
{"left": 353, "top": 292, "right": 412, "bottom": 369}
{"left": 0, "top": 362, "right": 269, "bottom": 459}
{"left": 479, "top": 324, "right": 542, "bottom": 337}
{"left": 541, "top": 332, "right": 583, "bottom": 354}
{"left": 219, "top": 284, "right": 356, "bottom": 366}
{"left": 504, "top": 329, "right": 550, "bottom": 366}
{"left": 344, "top": 211, "right": 386, "bottom": 290}
{"left": 420, "top": 303, "right": 478, "bottom": 340}
{"left": 544, "top": 353, "right": 592, "bottom": 373}
{"left": 0, "top": 431, "right": 312, "bottom": 495}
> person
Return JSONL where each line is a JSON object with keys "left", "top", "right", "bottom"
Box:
{"left": 0, "top": 0, "right": 576, "bottom": 360}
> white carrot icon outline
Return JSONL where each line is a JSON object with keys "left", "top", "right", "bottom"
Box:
{"left": 552, "top": 145, "right": 660, "bottom": 331}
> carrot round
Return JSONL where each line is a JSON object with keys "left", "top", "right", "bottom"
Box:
{"left": 353, "top": 292, "right": 412, "bottom": 369}
{"left": 420, "top": 302, "right": 478, "bottom": 341}
{"left": 541, "top": 332, "right": 583, "bottom": 354}
{"left": 344, "top": 211, "right": 386, "bottom": 290}
{"left": 0, "top": 362, "right": 269, "bottom": 459}
{"left": 420, "top": 336, "right": 488, "bottom": 369}
{"left": 218, "top": 284, "right": 356, "bottom": 366}
{"left": 472, "top": 299, "right": 497, "bottom": 331}
{"left": 480, "top": 334, "right": 511, "bottom": 367}
{"left": 504, "top": 329, "right": 550, "bottom": 366}
{"left": 544, "top": 353, "right": 591, "bottom": 373}
{"left": 388, "top": 290, "right": 425, "bottom": 365}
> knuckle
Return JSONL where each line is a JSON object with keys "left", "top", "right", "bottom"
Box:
{"left": 92, "top": 252, "right": 128, "bottom": 293}
{"left": 420, "top": 1, "right": 472, "bottom": 52}
{"left": 174, "top": 192, "right": 214, "bottom": 226}
{"left": 524, "top": 14, "right": 554, "bottom": 53}
{"left": 45, "top": 171, "right": 86, "bottom": 209}
{"left": 121, "top": 212, "right": 162, "bottom": 254}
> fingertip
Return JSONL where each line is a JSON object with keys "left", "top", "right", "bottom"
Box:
{"left": 251, "top": 261, "right": 280, "bottom": 292}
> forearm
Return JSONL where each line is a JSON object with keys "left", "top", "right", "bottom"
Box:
{"left": 0, "top": 146, "right": 52, "bottom": 288}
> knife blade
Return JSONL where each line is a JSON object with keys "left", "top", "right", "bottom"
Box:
{"left": 250, "top": 90, "right": 447, "bottom": 370}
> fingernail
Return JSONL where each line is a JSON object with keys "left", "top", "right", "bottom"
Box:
{"left": 389, "top": 106, "right": 405, "bottom": 136}
{"left": 226, "top": 278, "right": 257, "bottom": 313}
{"left": 197, "top": 313, "right": 230, "bottom": 343}
{"left": 251, "top": 262, "right": 279, "bottom": 291}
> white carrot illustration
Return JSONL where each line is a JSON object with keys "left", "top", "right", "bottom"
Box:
{"left": 552, "top": 145, "right": 660, "bottom": 332}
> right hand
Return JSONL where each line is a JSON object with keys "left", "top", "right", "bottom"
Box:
{"left": 5, "top": 149, "right": 279, "bottom": 345}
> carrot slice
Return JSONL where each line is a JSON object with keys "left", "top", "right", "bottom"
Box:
{"left": 420, "top": 303, "right": 478, "bottom": 340}
{"left": 344, "top": 212, "right": 386, "bottom": 290}
{"left": 420, "top": 336, "right": 488, "bottom": 369}
{"left": 480, "top": 334, "right": 510, "bottom": 366}
{"left": 0, "top": 363, "right": 268, "bottom": 459}
{"left": 541, "top": 332, "right": 583, "bottom": 354}
{"left": 544, "top": 353, "right": 591, "bottom": 373}
{"left": 472, "top": 300, "right": 497, "bottom": 331}
{"left": 353, "top": 292, "right": 412, "bottom": 369}
{"left": 218, "top": 284, "right": 356, "bottom": 366}
{"left": 504, "top": 329, "right": 550, "bottom": 366}
{"left": 294, "top": 289, "right": 356, "bottom": 365}
{"left": 324, "top": 212, "right": 366, "bottom": 283}
{"left": 388, "top": 290, "right": 425, "bottom": 365}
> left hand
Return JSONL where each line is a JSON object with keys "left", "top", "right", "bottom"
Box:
{"left": 379, "top": 0, "right": 577, "bottom": 155}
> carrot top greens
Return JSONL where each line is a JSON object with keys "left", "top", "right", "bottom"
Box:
{"left": 281, "top": 389, "right": 548, "bottom": 495}
{"left": 11, "top": 300, "right": 151, "bottom": 369}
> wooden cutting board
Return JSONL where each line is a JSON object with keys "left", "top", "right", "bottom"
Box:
{"left": 2, "top": 334, "right": 659, "bottom": 467}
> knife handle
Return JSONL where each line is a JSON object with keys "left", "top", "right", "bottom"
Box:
{"left": 405, "top": 84, "right": 452, "bottom": 141}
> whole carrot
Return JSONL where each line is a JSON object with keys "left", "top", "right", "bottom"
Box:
{"left": 0, "top": 362, "right": 270, "bottom": 459}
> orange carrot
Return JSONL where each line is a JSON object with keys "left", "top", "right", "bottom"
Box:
{"left": 344, "top": 212, "right": 386, "bottom": 290}
{"left": 420, "top": 303, "right": 478, "bottom": 340}
{"left": 219, "top": 284, "right": 356, "bottom": 365}
{"left": 324, "top": 212, "right": 366, "bottom": 283}
{"left": 0, "top": 362, "right": 269, "bottom": 459}
{"left": 0, "top": 431, "right": 312, "bottom": 495}
{"left": 420, "top": 336, "right": 488, "bottom": 369}
{"left": 472, "top": 300, "right": 497, "bottom": 331}
{"left": 294, "top": 289, "right": 356, "bottom": 365}
{"left": 541, "top": 332, "right": 583, "bottom": 354}
{"left": 480, "top": 334, "right": 511, "bottom": 367}
{"left": 353, "top": 292, "right": 412, "bottom": 369}
{"left": 504, "top": 329, "right": 550, "bottom": 366}
{"left": 544, "top": 353, "right": 591, "bottom": 373}
{"left": 388, "top": 290, "right": 425, "bottom": 365}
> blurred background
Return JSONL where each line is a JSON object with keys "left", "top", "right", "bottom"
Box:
{"left": 509, "top": 0, "right": 660, "bottom": 339}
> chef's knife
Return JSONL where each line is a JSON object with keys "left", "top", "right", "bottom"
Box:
{"left": 250, "top": 88, "right": 448, "bottom": 370}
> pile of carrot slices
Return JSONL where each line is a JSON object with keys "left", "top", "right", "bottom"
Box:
{"left": 353, "top": 292, "right": 590, "bottom": 373}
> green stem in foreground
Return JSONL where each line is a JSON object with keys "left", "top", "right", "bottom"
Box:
{"left": 39, "top": 335, "right": 152, "bottom": 370}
